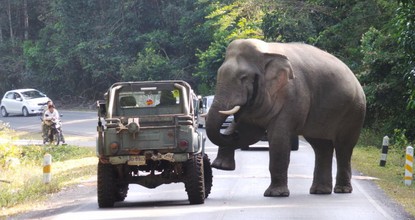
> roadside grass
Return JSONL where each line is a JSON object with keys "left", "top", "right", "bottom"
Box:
{"left": 353, "top": 129, "right": 415, "bottom": 217}
{"left": 14, "top": 130, "right": 42, "bottom": 140}
{"left": 0, "top": 124, "right": 96, "bottom": 217}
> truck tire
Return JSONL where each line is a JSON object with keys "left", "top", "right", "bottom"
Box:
{"left": 97, "top": 162, "right": 117, "bottom": 208}
{"left": 203, "top": 154, "right": 213, "bottom": 198}
{"left": 184, "top": 153, "right": 205, "bottom": 204}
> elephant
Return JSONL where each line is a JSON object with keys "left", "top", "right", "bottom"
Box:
{"left": 206, "top": 39, "right": 366, "bottom": 197}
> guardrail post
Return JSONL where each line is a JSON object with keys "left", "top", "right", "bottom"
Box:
{"left": 43, "top": 153, "right": 52, "bottom": 184}
{"left": 404, "top": 146, "right": 413, "bottom": 186}
{"left": 379, "top": 136, "right": 389, "bottom": 167}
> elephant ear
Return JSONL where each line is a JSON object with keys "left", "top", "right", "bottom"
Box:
{"left": 262, "top": 53, "right": 294, "bottom": 113}
{"left": 263, "top": 53, "right": 294, "bottom": 91}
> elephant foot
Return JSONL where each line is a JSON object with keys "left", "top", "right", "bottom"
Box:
{"left": 212, "top": 147, "right": 235, "bottom": 170}
{"left": 263, "top": 184, "right": 290, "bottom": 197}
{"left": 334, "top": 184, "right": 353, "bottom": 193}
{"left": 309, "top": 184, "right": 332, "bottom": 194}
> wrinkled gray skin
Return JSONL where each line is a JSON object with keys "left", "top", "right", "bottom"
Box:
{"left": 206, "top": 39, "right": 366, "bottom": 197}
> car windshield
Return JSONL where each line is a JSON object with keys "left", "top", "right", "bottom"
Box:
{"left": 21, "top": 90, "right": 46, "bottom": 99}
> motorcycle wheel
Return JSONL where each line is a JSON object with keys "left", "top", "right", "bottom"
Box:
{"left": 49, "top": 129, "right": 61, "bottom": 145}
{"left": 53, "top": 131, "right": 61, "bottom": 146}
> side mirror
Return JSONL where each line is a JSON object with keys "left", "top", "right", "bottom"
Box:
{"left": 97, "top": 100, "right": 106, "bottom": 117}
{"left": 16, "top": 98, "right": 23, "bottom": 101}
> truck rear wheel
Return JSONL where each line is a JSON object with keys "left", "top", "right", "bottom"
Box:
{"left": 97, "top": 162, "right": 117, "bottom": 208}
{"left": 184, "top": 153, "right": 205, "bottom": 204}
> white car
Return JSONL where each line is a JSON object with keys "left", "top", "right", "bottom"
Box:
{"left": 1, "top": 89, "right": 50, "bottom": 117}
{"left": 198, "top": 95, "right": 234, "bottom": 128}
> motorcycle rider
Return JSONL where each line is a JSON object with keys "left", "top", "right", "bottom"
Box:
{"left": 41, "top": 100, "right": 52, "bottom": 143}
{"left": 43, "top": 102, "right": 66, "bottom": 145}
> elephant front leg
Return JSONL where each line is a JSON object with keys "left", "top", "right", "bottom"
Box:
{"left": 212, "top": 146, "right": 236, "bottom": 170}
{"left": 264, "top": 145, "right": 290, "bottom": 197}
{"left": 264, "top": 173, "right": 290, "bottom": 197}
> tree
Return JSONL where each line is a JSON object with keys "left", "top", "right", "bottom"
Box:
{"left": 357, "top": 0, "right": 415, "bottom": 139}
{"left": 0, "top": 0, "right": 48, "bottom": 95}
{"left": 399, "top": 0, "right": 415, "bottom": 110}
{"left": 195, "top": 0, "right": 264, "bottom": 95}
{"left": 262, "top": 1, "right": 317, "bottom": 42}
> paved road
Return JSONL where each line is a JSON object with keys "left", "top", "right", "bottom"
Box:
{"left": 1, "top": 112, "right": 413, "bottom": 220}
{"left": 0, "top": 110, "right": 97, "bottom": 146}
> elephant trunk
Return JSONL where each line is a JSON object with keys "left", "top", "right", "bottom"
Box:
{"left": 205, "top": 104, "right": 237, "bottom": 148}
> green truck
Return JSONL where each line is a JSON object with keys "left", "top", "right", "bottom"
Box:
{"left": 96, "top": 80, "right": 212, "bottom": 207}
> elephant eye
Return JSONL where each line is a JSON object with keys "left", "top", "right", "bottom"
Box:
{"left": 240, "top": 74, "right": 248, "bottom": 83}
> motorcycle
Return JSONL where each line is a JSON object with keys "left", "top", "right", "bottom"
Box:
{"left": 43, "top": 118, "right": 63, "bottom": 145}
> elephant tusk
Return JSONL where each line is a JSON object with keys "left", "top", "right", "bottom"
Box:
{"left": 219, "top": 106, "right": 240, "bottom": 115}
{"left": 200, "top": 113, "right": 207, "bottom": 118}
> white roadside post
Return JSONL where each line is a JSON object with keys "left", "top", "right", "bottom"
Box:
{"left": 43, "top": 153, "right": 52, "bottom": 184}
{"left": 379, "top": 136, "right": 389, "bottom": 167}
{"left": 404, "top": 146, "right": 413, "bottom": 186}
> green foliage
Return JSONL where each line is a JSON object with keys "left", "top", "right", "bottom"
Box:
{"left": 357, "top": 1, "right": 415, "bottom": 140}
{"left": 311, "top": 1, "right": 395, "bottom": 69}
{"left": 357, "top": 128, "right": 384, "bottom": 148}
{"left": 121, "top": 47, "right": 179, "bottom": 81}
{"left": 391, "top": 128, "right": 410, "bottom": 151}
{"left": 397, "top": 1, "right": 415, "bottom": 110}
{"left": 0, "top": 42, "right": 26, "bottom": 96}
{"left": 19, "top": 145, "right": 95, "bottom": 162}
{"left": 0, "top": 122, "right": 21, "bottom": 166}
{"left": 195, "top": 1, "right": 264, "bottom": 95}
{"left": 357, "top": 128, "right": 412, "bottom": 156}
{"left": 396, "top": 0, "right": 415, "bottom": 60}
{"left": 359, "top": 26, "right": 406, "bottom": 125}
{"left": 262, "top": 4, "right": 316, "bottom": 42}
{"left": 3, "top": 0, "right": 212, "bottom": 100}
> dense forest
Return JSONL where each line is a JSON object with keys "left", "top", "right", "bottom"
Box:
{"left": 0, "top": 0, "right": 414, "bottom": 139}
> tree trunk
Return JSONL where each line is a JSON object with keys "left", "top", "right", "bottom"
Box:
{"left": 23, "top": 0, "right": 29, "bottom": 40}
{"left": 0, "top": 17, "right": 3, "bottom": 43}
{"left": 7, "top": 0, "right": 14, "bottom": 45}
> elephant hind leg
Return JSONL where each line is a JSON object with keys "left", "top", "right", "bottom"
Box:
{"left": 305, "top": 137, "right": 334, "bottom": 194}
{"left": 332, "top": 115, "right": 363, "bottom": 193}
{"left": 333, "top": 138, "right": 356, "bottom": 193}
